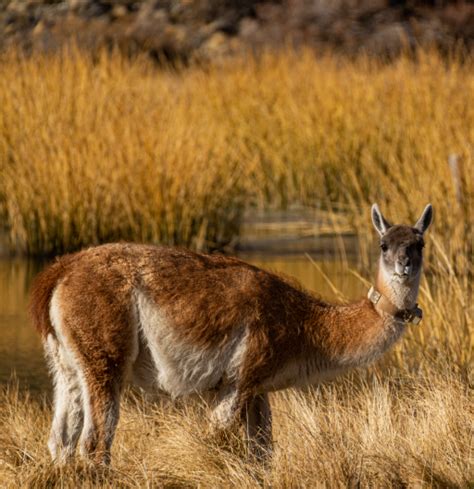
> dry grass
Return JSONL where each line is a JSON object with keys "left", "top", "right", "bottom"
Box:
{"left": 0, "top": 48, "right": 472, "bottom": 256}
{"left": 0, "top": 367, "right": 471, "bottom": 488}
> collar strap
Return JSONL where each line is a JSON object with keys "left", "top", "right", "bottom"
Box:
{"left": 368, "top": 286, "right": 422, "bottom": 325}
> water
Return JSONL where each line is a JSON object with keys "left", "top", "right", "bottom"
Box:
{"left": 0, "top": 254, "right": 366, "bottom": 393}
{"left": 0, "top": 259, "right": 49, "bottom": 391}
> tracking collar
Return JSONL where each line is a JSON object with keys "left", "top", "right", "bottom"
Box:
{"left": 368, "top": 286, "right": 422, "bottom": 325}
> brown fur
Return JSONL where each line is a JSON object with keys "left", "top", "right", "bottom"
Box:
{"left": 32, "top": 246, "right": 386, "bottom": 388}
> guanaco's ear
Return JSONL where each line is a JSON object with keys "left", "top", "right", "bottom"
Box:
{"left": 414, "top": 204, "right": 433, "bottom": 234}
{"left": 371, "top": 203, "right": 392, "bottom": 237}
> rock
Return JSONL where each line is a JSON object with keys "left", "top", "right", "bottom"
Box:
{"left": 68, "top": 0, "right": 92, "bottom": 11}
{"left": 366, "top": 23, "right": 411, "bottom": 56}
{"left": 129, "top": 6, "right": 169, "bottom": 42}
{"left": 68, "top": 0, "right": 110, "bottom": 17}
{"left": 111, "top": 4, "right": 128, "bottom": 19}
{"left": 32, "top": 20, "right": 46, "bottom": 36}
{"left": 163, "top": 23, "right": 189, "bottom": 53}
{"left": 135, "top": 3, "right": 168, "bottom": 25}
{"left": 198, "top": 31, "right": 233, "bottom": 60}
{"left": 239, "top": 17, "right": 259, "bottom": 38}
{"left": 6, "top": 1, "right": 29, "bottom": 15}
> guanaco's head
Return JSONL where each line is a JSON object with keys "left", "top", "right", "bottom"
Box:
{"left": 371, "top": 203, "right": 433, "bottom": 286}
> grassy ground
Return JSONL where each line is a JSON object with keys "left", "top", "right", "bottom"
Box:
{"left": 0, "top": 366, "right": 471, "bottom": 488}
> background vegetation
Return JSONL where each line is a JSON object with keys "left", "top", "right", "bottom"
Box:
{"left": 0, "top": 48, "right": 472, "bottom": 256}
{"left": 0, "top": 47, "right": 472, "bottom": 487}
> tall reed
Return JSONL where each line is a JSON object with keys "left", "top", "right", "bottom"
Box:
{"left": 0, "top": 50, "right": 246, "bottom": 255}
{"left": 0, "top": 49, "right": 472, "bottom": 257}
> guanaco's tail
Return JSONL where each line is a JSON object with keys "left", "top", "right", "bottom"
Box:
{"left": 29, "top": 254, "right": 77, "bottom": 339}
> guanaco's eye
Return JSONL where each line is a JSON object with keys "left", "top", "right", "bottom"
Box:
{"left": 380, "top": 243, "right": 388, "bottom": 252}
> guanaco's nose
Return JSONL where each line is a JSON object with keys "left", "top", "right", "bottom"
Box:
{"left": 396, "top": 254, "right": 411, "bottom": 275}
{"left": 397, "top": 255, "right": 410, "bottom": 266}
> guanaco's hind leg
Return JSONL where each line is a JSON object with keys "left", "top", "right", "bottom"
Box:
{"left": 79, "top": 375, "right": 122, "bottom": 465}
{"left": 49, "top": 279, "right": 138, "bottom": 465}
{"left": 45, "top": 335, "right": 84, "bottom": 463}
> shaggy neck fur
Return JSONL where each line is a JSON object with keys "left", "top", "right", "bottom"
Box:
{"left": 301, "top": 260, "right": 421, "bottom": 370}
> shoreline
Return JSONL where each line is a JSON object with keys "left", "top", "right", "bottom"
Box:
{"left": 0, "top": 207, "right": 359, "bottom": 259}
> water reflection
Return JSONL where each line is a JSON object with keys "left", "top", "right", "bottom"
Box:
{"left": 0, "top": 259, "right": 48, "bottom": 391}
{"left": 0, "top": 254, "right": 367, "bottom": 392}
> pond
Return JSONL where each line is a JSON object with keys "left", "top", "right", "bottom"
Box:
{"left": 0, "top": 251, "right": 367, "bottom": 394}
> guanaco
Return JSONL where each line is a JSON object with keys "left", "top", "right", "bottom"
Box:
{"left": 30, "top": 203, "right": 433, "bottom": 464}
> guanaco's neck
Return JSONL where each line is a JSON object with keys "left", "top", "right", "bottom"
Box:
{"left": 303, "top": 260, "right": 421, "bottom": 369}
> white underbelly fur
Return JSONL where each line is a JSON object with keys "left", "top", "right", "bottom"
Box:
{"left": 135, "top": 291, "right": 247, "bottom": 397}
{"left": 260, "top": 358, "right": 345, "bottom": 393}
